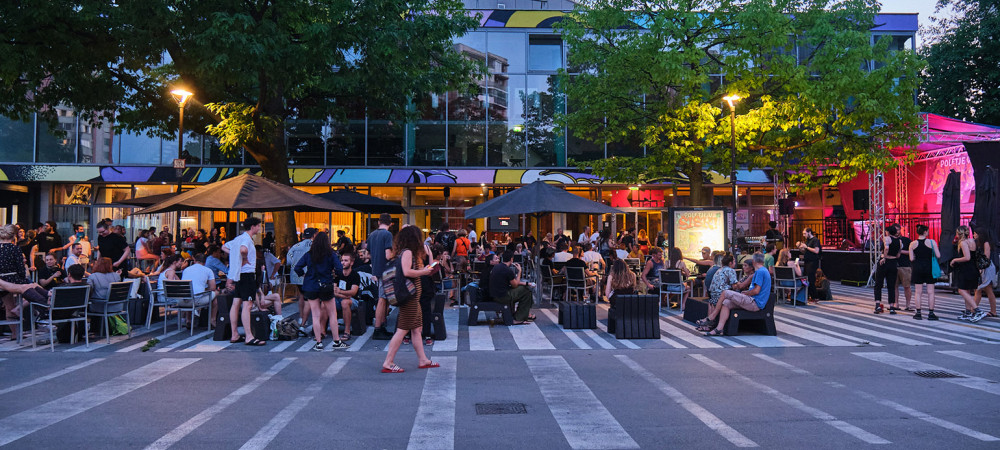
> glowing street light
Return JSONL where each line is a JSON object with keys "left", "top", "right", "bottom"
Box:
{"left": 723, "top": 94, "right": 741, "bottom": 252}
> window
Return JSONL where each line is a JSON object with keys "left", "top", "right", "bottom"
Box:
{"left": 0, "top": 114, "right": 35, "bottom": 162}
{"left": 528, "top": 35, "right": 562, "bottom": 72}
{"left": 487, "top": 32, "right": 526, "bottom": 75}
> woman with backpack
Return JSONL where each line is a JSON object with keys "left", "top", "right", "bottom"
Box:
{"left": 382, "top": 225, "right": 440, "bottom": 373}
{"left": 293, "top": 231, "right": 348, "bottom": 351}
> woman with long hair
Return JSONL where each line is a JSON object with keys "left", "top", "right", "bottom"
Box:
{"left": 973, "top": 227, "right": 996, "bottom": 319}
{"left": 873, "top": 225, "right": 902, "bottom": 314}
{"left": 382, "top": 225, "right": 439, "bottom": 373}
{"left": 604, "top": 259, "right": 636, "bottom": 308}
{"left": 908, "top": 224, "right": 940, "bottom": 320}
{"left": 293, "top": 231, "right": 347, "bottom": 350}
{"left": 776, "top": 248, "right": 806, "bottom": 305}
{"left": 951, "top": 225, "right": 984, "bottom": 321}
{"left": 637, "top": 229, "right": 649, "bottom": 255}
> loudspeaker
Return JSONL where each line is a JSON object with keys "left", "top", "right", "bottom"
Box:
{"left": 778, "top": 198, "right": 795, "bottom": 215}
{"left": 853, "top": 189, "right": 869, "bottom": 211}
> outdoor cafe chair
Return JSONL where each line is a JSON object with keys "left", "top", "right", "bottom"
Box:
{"left": 539, "top": 261, "right": 567, "bottom": 303}
{"left": 87, "top": 281, "right": 134, "bottom": 343}
{"left": 144, "top": 276, "right": 170, "bottom": 330}
{"left": 30, "top": 285, "right": 90, "bottom": 351}
{"left": 565, "top": 266, "right": 597, "bottom": 303}
{"left": 774, "top": 266, "right": 807, "bottom": 308}
{"left": 0, "top": 272, "right": 24, "bottom": 344}
{"left": 162, "top": 280, "right": 214, "bottom": 336}
{"left": 659, "top": 269, "right": 686, "bottom": 311}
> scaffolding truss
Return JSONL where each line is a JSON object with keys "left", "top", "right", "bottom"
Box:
{"left": 867, "top": 169, "right": 885, "bottom": 287}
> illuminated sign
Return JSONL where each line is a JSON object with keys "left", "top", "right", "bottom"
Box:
{"left": 669, "top": 208, "right": 727, "bottom": 259}
{"left": 610, "top": 189, "right": 665, "bottom": 208}
{"left": 488, "top": 215, "right": 519, "bottom": 232}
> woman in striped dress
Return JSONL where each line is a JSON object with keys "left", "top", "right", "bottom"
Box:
{"left": 382, "top": 225, "right": 440, "bottom": 373}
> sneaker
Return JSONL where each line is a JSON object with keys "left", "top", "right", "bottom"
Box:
{"left": 970, "top": 309, "right": 988, "bottom": 323}
{"left": 424, "top": 337, "right": 433, "bottom": 346}
{"left": 874, "top": 304, "right": 884, "bottom": 314}
{"left": 889, "top": 306, "right": 898, "bottom": 315}
{"left": 372, "top": 328, "right": 393, "bottom": 341}
{"left": 329, "top": 340, "right": 349, "bottom": 349}
{"left": 927, "top": 311, "right": 939, "bottom": 321}
{"left": 913, "top": 311, "right": 922, "bottom": 320}
{"left": 311, "top": 341, "right": 324, "bottom": 351}
{"left": 958, "top": 310, "right": 971, "bottom": 321}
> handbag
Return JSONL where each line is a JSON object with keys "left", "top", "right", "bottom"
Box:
{"left": 931, "top": 255, "right": 942, "bottom": 279}
{"left": 382, "top": 257, "right": 416, "bottom": 307}
{"left": 976, "top": 251, "right": 991, "bottom": 270}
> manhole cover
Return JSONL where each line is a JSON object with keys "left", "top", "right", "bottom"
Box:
{"left": 475, "top": 402, "right": 528, "bottom": 415}
{"left": 914, "top": 370, "right": 965, "bottom": 378}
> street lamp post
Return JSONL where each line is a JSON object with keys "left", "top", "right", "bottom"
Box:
{"left": 723, "top": 94, "right": 741, "bottom": 253}
{"left": 170, "top": 88, "right": 193, "bottom": 237}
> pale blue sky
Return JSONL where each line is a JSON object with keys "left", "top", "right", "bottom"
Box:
{"left": 880, "top": 0, "right": 951, "bottom": 46}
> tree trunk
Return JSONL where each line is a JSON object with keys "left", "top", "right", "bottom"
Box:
{"left": 243, "top": 117, "right": 298, "bottom": 260}
{"left": 687, "top": 161, "right": 709, "bottom": 206}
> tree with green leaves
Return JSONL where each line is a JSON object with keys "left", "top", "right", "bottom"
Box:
{"left": 0, "top": 0, "right": 478, "bottom": 251}
{"left": 555, "top": 0, "right": 922, "bottom": 205}
{"left": 920, "top": 0, "right": 1000, "bottom": 125}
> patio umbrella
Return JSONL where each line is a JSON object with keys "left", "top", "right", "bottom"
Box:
{"left": 133, "top": 173, "right": 358, "bottom": 214}
{"left": 972, "top": 166, "right": 998, "bottom": 266}
{"left": 463, "top": 180, "right": 622, "bottom": 219}
{"left": 939, "top": 170, "right": 961, "bottom": 273}
{"left": 315, "top": 190, "right": 406, "bottom": 214}
{"left": 117, "top": 192, "right": 176, "bottom": 207}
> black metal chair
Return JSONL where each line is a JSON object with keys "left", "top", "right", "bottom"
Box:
{"left": 162, "top": 280, "right": 214, "bottom": 335}
{"left": 87, "top": 281, "right": 133, "bottom": 343}
{"left": 30, "top": 285, "right": 90, "bottom": 351}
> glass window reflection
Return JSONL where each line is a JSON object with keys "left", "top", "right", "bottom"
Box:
{"left": 0, "top": 114, "right": 34, "bottom": 162}
{"left": 528, "top": 35, "right": 562, "bottom": 72}
{"left": 525, "top": 75, "right": 564, "bottom": 167}
{"left": 488, "top": 74, "right": 525, "bottom": 166}
{"left": 487, "top": 32, "right": 526, "bottom": 75}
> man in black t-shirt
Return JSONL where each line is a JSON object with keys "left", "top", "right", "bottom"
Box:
{"left": 334, "top": 252, "right": 361, "bottom": 338}
{"left": 335, "top": 230, "right": 355, "bottom": 255}
{"left": 434, "top": 223, "right": 455, "bottom": 254}
{"left": 489, "top": 251, "right": 535, "bottom": 323}
{"left": 37, "top": 254, "right": 64, "bottom": 289}
{"left": 764, "top": 221, "right": 784, "bottom": 249}
{"left": 96, "top": 222, "right": 131, "bottom": 275}
{"left": 565, "top": 246, "right": 598, "bottom": 300}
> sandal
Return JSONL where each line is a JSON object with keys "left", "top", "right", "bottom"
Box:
{"left": 418, "top": 361, "right": 440, "bottom": 369}
{"left": 403, "top": 336, "right": 411, "bottom": 345}
{"left": 381, "top": 364, "right": 405, "bottom": 373}
{"left": 245, "top": 338, "right": 266, "bottom": 346}
{"left": 339, "top": 333, "right": 351, "bottom": 341}
{"left": 704, "top": 328, "right": 724, "bottom": 336}
{"left": 696, "top": 324, "right": 714, "bottom": 332}
{"left": 229, "top": 334, "right": 245, "bottom": 344}
{"left": 525, "top": 314, "right": 537, "bottom": 321}
{"left": 988, "top": 312, "right": 997, "bottom": 318}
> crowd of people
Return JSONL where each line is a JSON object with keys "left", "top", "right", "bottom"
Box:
{"left": 1, "top": 214, "right": 996, "bottom": 362}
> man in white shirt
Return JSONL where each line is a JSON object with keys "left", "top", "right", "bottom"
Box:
{"left": 223, "top": 217, "right": 264, "bottom": 345}
{"left": 582, "top": 242, "right": 605, "bottom": 273}
{"left": 552, "top": 241, "right": 572, "bottom": 263}
{"left": 589, "top": 229, "right": 601, "bottom": 246}
{"left": 467, "top": 223, "right": 477, "bottom": 244}
{"left": 578, "top": 226, "right": 591, "bottom": 245}
{"left": 182, "top": 253, "right": 217, "bottom": 326}
{"left": 64, "top": 242, "right": 88, "bottom": 273}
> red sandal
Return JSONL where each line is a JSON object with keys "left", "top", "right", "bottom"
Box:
{"left": 381, "top": 364, "right": 405, "bottom": 373}
{"left": 418, "top": 361, "right": 440, "bottom": 369}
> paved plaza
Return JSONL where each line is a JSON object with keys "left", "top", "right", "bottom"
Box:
{"left": 1, "top": 284, "right": 998, "bottom": 448}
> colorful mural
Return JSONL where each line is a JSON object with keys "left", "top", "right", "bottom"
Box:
{"left": 0, "top": 164, "right": 773, "bottom": 186}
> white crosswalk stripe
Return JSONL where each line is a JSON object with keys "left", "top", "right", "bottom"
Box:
{"left": 0, "top": 358, "right": 199, "bottom": 447}
{"left": 937, "top": 350, "right": 1000, "bottom": 367}
{"left": 431, "top": 308, "right": 460, "bottom": 351}
{"left": 0, "top": 358, "right": 104, "bottom": 396}
{"left": 539, "top": 309, "right": 591, "bottom": 349}
{"left": 616, "top": 355, "right": 758, "bottom": 447}
{"left": 510, "top": 320, "right": 556, "bottom": 350}
{"left": 144, "top": 358, "right": 296, "bottom": 450}
{"left": 781, "top": 308, "right": 931, "bottom": 345}
{"left": 407, "top": 356, "right": 458, "bottom": 450}
{"left": 239, "top": 358, "right": 350, "bottom": 450}
{"left": 754, "top": 353, "right": 999, "bottom": 442}
{"left": 854, "top": 352, "right": 1000, "bottom": 396}
{"left": 467, "top": 321, "right": 495, "bottom": 351}
{"left": 691, "top": 354, "right": 891, "bottom": 444}
{"left": 155, "top": 330, "right": 214, "bottom": 352}
{"left": 524, "top": 355, "right": 639, "bottom": 449}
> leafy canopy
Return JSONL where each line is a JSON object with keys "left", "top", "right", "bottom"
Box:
{"left": 555, "top": 0, "right": 922, "bottom": 196}
{"left": 0, "top": 0, "right": 480, "bottom": 154}
{"left": 919, "top": 0, "right": 1000, "bottom": 125}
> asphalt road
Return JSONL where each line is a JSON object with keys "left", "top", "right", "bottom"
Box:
{"left": 1, "top": 284, "right": 998, "bottom": 449}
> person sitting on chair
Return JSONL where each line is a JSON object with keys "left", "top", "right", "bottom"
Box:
{"left": 702, "top": 252, "right": 772, "bottom": 336}
{"left": 566, "top": 246, "right": 599, "bottom": 301}
{"left": 489, "top": 251, "right": 535, "bottom": 324}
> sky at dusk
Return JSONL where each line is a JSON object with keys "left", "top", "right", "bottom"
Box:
{"left": 879, "top": 0, "right": 953, "bottom": 46}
